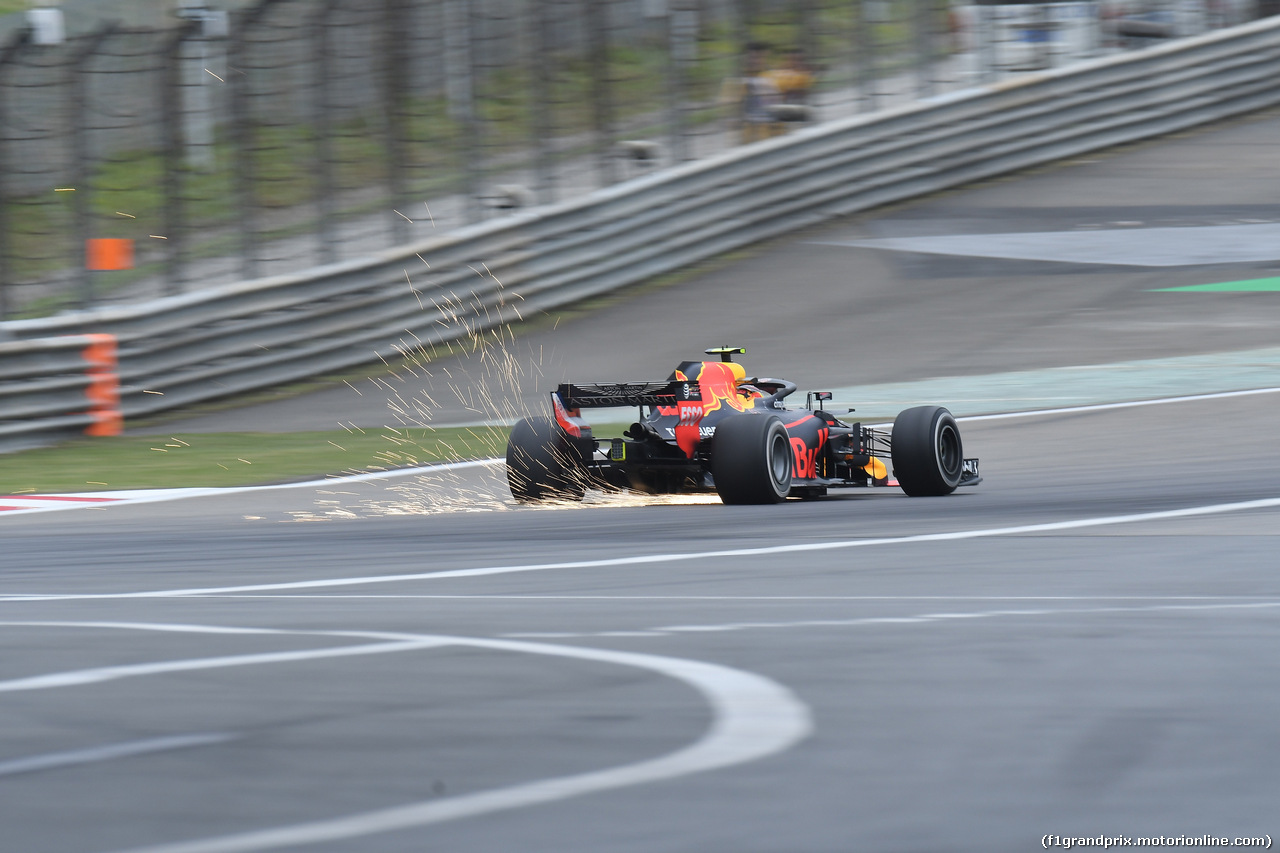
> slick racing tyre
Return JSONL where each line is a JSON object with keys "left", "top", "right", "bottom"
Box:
{"left": 712, "top": 414, "right": 792, "bottom": 505}
{"left": 891, "top": 405, "right": 963, "bottom": 496}
{"left": 506, "top": 416, "right": 586, "bottom": 502}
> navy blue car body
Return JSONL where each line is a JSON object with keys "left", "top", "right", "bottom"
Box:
{"left": 506, "top": 348, "right": 980, "bottom": 505}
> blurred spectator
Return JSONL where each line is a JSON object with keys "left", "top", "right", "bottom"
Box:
{"left": 723, "top": 42, "right": 781, "bottom": 144}
{"left": 763, "top": 47, "right": 815, "bottom": 128}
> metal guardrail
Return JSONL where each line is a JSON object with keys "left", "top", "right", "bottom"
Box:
{"left": 1, "top": 15, "right": 1279, "bottom": 453}
{"left": 0, "top": 333, "right": 119, "bottom": 451}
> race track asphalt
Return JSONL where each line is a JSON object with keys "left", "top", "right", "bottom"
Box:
{"left": 3, "top": 108, "right": 1279, "bottom": 853}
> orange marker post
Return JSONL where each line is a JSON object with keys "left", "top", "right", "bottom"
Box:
{"left": 85, "top": 238, "right": 134, "bottom": 271}
{"left": 80, "top": 333, "right": 123, "bottom": 436}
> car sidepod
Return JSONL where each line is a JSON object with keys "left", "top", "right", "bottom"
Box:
{"left": 776, "top": 411, "right": 829, "bottom": 484}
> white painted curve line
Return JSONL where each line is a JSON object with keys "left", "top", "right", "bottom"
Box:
{"left": 0, "top": 458, "right": 498, "bottom": 516}
{"left": 5, "top": 494, "right": 1280, "bottom": 603}
{"left": 0, "top": 733, "right": 237, "bottom": 778}
{"left": 103, "top": 641, "right": 811, "bottom": 853}
{"left": 0, "top": 637, "right": 450, "bottom": 694}
{"left": 0, "top": 621, "right": 809, "bottom": 853}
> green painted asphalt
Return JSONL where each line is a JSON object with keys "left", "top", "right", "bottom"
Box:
{"left": 821, "top": 347, "right": 1280, "bottom": 420}
{"left": 1155, "top": 277, "right": 1280, "bottom": 292}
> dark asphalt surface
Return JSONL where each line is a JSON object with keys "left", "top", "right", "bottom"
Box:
{"left": 4, "top": 109, "right": 1280, "bottom": 852}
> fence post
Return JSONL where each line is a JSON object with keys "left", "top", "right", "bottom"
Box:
{"left": 70, "top": 24, "right": 117, "bottom": 311}
{"left": 0, "top": 28, "right": 28, "bottom": 323}
{"left": 585, "top": 0, "right": 618, "bottom": 187}
{"left": 855, "top": 0, "right": 876, "bottom": 112}
{"left": 732, "top": 0, "right": 748, "bottom": 100}
{"left": 667, "top": 0, "right": 696, "bottom": 164}
{"left": 312, "top": 0, "right": 337, "bottom": 265}
{"left": 383, "top": 0, "right": 410, "bottom": 246}
{"left": 227, "top": 3, "right": 260, "bottom": 281}
{"left": 531, "top": 0, "right": 556, "bottom": 205}
{"left": 444, "top": 0, "right": 481, "bottom": 223}
{"left": 161, "top": 23, "right": 195, "bottom": 296}
{"left": 1036, "top": 2, "right": 1053, "bottom": 71}
{"left": 975, "top": 1, "right": 995, "bottom": 82}
{"left": 176, "top": 15, "right": 216, "bottom": 171}
{"left": 796, "top": 0, "right": 817, "bottom": 68}
{"left": 913, "top": 0, "right": 934, "bottom": 98}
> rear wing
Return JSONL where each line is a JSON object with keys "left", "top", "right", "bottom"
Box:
{"left": 555, "top": 381, "right": 700, "bottom": 409}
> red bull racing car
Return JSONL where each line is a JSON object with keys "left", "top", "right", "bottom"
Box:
{"left": 506, "top": 347, "right": 981, "bottom": 505}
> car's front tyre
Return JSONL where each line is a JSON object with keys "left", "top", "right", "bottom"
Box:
{"left": 891, "top": 405, "right": 963, "bottom": 496}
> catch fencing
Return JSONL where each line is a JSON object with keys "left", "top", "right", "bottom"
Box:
{"left": 1, "top": 0, "right": 1259, "bottom": 319}
{"left": 0, "top": 13, "right": 1278, "bottom": 453}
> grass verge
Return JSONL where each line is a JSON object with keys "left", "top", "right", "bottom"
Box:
{"left": 0, "top": 425, "right": 510, "bottom": 494}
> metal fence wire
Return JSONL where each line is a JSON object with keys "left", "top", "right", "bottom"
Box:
{"left": 0, "top": 0, "right": 1266, "bottom": 320}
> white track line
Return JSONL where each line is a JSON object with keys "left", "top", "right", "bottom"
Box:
{"left": 11, "top": 600, "right": 1280, "bottom": 846}
{"left": 500, "top": 600, "right": 1280, "bottom": 638}
{"left": 148, "top": 594, "right": 1280, "bottom": 601}
{"left": 494, "top": 599, "right": 1280, "bottom": 637}
{"left": 4, "top": 495, "right": 1279, "bottom": 603}
{"left": 855, "top": 386, "right": 1280, "bottom": 429}
{"left": 647, "top": 600, "right": 1280, "bottom": 636}
{"left": 955, "top": 385, "right": 1280, "bottom": 422}
{"left": 0, "top": 459, "right": 497, "bottom": 516}
{"left": 0, "top": 621, "right": 810, "bottom": 853}
{"left": 0, "top": 638, "right": 449, "bottom": 694}
{"left": 0, "top": 734, "right": 237, "bottom": 778}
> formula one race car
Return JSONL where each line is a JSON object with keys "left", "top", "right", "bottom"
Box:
{"left": 506, "top": 347, "right": 981, "bottom": 505}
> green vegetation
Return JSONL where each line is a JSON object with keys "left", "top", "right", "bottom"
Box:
{"left": 0, "top": 425, "right": 510, "bottom": 493}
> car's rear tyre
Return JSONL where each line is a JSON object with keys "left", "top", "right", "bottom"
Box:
{"left": 506, "top": 416, "right": 586, "bottom": 502}
{"left": 891, "top": 405, "right": 963, "bottom": 496}
{"left": 712, "top": 414, "right": 792, "bottom": 505}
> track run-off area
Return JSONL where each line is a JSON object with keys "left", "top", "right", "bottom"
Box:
{"left": 3, "top": 111, "right": 1280, "bottom": 852}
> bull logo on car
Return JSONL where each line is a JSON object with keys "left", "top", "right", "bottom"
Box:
{"left": 790, "top": 427, "right": 828, "bottom": 480}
